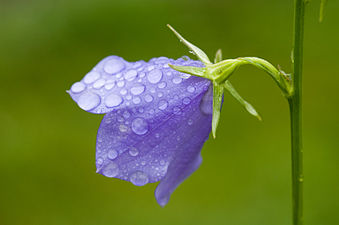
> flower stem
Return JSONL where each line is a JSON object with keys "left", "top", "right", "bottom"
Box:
{"left": 289, "top": 0, "right": 305, "bottom": 225}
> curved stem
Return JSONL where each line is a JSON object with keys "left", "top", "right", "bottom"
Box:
{"left": 289, "top": 0, "right": 305, "bottom": 225}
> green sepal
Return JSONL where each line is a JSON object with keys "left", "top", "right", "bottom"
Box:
{"left": 215, "top": 50, "right": 261, "bottom": 121}
{"left": 167, "top": 24, "right": 211, "bottom": 65}
{"left": 168, "top": 64, "right": 206, "bottom": 77}
{"left": 214, "top": 49, "right": 223, "bottom": 63}
{"left": 224, "top": 81, "right": 262, "bottom": 121}
{"left": 212, "top": 82, "right": 224, "bottom": 138}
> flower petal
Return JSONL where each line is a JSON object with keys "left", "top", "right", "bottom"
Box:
{"left": 95, "top": 76, "right": 212, "bottom": 206}
{"left": 68, "top": 56, "right": 205, "bottom": 114}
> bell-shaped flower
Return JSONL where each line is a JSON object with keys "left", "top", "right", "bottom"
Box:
{"left": 68, "top": 55, "right": 213, "bottom": 206}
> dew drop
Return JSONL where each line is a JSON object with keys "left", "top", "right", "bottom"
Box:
{"left": 144, "top": 94, "right": 153, "bottom": 103}
{"left": 158, "top": 100, "right": 168, "bottom": 110}
{"left": 104, "top": 82, "right": 115, "bottom": 90}
{"left": 96, "top": 157, "right": 104, "bottom": 165}
{"left": 132, "top": 97, "right": 141, "bottom": 104}
{"left": 160, "top": 160, "right": 165, "bottom": 166}
{"left": 104, "top": 93, "right": 123, "bottom": 107}
{"left": 147, "top": 65, "right": 155, "bottom": 71}
{"left": 147, "top": 69, "right": 163, "bottom": 84}
{"left": 71, "top": 82, "right": 85, "bottom": 93}
{"left": 183, "top": 97, "right": 191, "bottom": 105}
{"left": 120, "top": 89, "right": 127, "bottom": 95}
{"left": 117, "top": 80, "right": 125, "bottom": 87}
{"left": 84, "top": 71, "right": 100, "bottom": 84}
{"left": 78, "top": 92, "right": 101, "bottom": 111}
{"left": 130, "top": 171, "right": 149, "bottom": 186}
{"left": 172, "top": 77, "right": 182, "bottom": 84}
{"left": 107, "top": 150, "right": 118, "bottom": 160}
{"left": 123, "top": 111, "right": 130, "bottom": 118}
{"left": 158, "top": 82, "right": 167, "bottom": 89}
{"left": 129, "top": 147, "right": 139, "bottom": 157}
{"left": 104, "top": 59, "right": 125, "bottom": 74}
{"left": 124, "top": 70, "right": 138, "bottom": 81}
{"left": 187, "top": 85, "right": 195, "bottom": 93}
{"left": 126, "top": 95, "right": 132, "bottom": 100}
{"left": 93, "top": 79, "right": 106, "bottom": 89}
{"left": 102, "top": 162, "right": 119, "bottom": 177}
{"left": 119, "top": 124, "right": 128, "bottom": 133}
{"left": 188, "top": 119, "right": 193, "bottom": 125}
{"left": 131, "top": 84, "right": 145, "bottom": 95}
{"left": 131, "top": 118, "right": 148, "bottom": 135}
{"left": 157, "top": 92, "right": 163, "bottom": 98}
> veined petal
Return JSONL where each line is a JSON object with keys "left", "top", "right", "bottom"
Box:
{"left": 95, "top": 77, "right": 212, "bottom": 206}
{"left": 68, "top": 56, "right": 205, "bottom": 114}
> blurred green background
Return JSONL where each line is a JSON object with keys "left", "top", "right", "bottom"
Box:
{"left": 0, "top": 0, "right": 338, "bottom": 225}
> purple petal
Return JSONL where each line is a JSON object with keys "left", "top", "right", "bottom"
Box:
{"left": 68, "top": 56, "right": 205, "bottom": 114}
{"left": 96, "top": 85, "right": 212, "bottom": 205}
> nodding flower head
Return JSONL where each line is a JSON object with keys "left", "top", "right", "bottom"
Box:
{"left": 68, "top": 55, "right": 213, "bottom": 206}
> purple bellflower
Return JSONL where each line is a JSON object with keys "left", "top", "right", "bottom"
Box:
{"left": 68, "top": 55, "right": 213, "bottom": 206}
{"left": 68, "top": 25, "right": 267, "bottom": 206}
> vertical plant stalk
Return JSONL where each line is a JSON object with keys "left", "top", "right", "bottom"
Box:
{"left": 289, "top": 0, "right": 305, "bottom": 224}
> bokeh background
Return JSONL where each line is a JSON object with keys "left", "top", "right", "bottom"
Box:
{"left": 0, "top": 0, "right": 338, "bottom": 225}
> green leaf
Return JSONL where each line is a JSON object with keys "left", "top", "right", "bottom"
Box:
{"left": 223, "top": 81, "right": 262, "bottom": 121}
{"left": 167, "top": 24, "right": 211, "bottom": 65}
{"left": 168, "top": 64, "right": 206, "bottom": 77}
{"left": 212, "top": 82, "right": 224, "bottom": 138}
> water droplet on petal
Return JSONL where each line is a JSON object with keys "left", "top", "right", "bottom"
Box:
{"left": 84, "top": 71, "right": 100, "bottom": 84}
{"left": 102, "top": 162, "right": 119, "bottom": 177}
{"left": 144, "top": 94, "right": 153, "bottom": 103}
{"left": 158, "top": 82, "right": 167, "bottom": 89}
{"left": 131, "top": 118, "right": 148, "bottom": 135}
{"left": 104, "top": 59, "right": 125, "bottom": 74}
{"left": 107, "top": 150, "right": 118, "bottom": 160}
{"left": 188, "top": 119, "right": 193, "bottom": 125}
{"left": 78, "top": 92, "right": 101, "bottom": 111}
{"left": 123, "top": 111, "right": 130, "bottom": 118}
{"left": 129, "top": 147, "right": 139, "bottom": 157}
{"left": 132, "top": 97, "right": 141, "bottom": 104}
{"left": 71, "top": 82, "right": 85, "bottom": 93}
{"left": 117, "top": 80, "right": 125, "bottom": 87}
{"left": 160, "top": 160, "right": 165, "bottom": 166}
{"left": 183, "top": 97, "right": 191, "bottom": 105}
{"left": 119, "top": 124, "right": 128, "bottom": 133}
{"left": 126, "top": 95, "right": 132, "bottom": 100}
{"left": 130, "top": 84, "right": 145, "bottom": 95}
{"left": 93, "top": 79, "right": 106, "bottom": 89}
{"left": 104, "top": 94, "right": 123, "bottom": 107}
{"left": 172, "top": 77, "right": 182, "bottom": 84}
{"left": 158, "top": 100, "right": 168, "bottom": 110}
{"left": 124, "top": 70, "right": 138, "bottom": 81}
{"left": 120, "top": 89, "right": 127, "bottom": 95}
{"left": 130, "top": 171, "right": 149, "bottom": 186}
{"left": 104, "top": 82, "right": 115, "bottom": 90}
{"left": 187, "top": 85, "right": 195, "bottom": 93}
{"left": 147, "top": 69, "right": 163, "bottom": 84}
{"left": 96, "top": 157, "right": 104, "bottom": 165}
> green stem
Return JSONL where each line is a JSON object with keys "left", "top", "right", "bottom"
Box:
{"left": 289, "top": 0, "right": 305, "bottom": 225}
